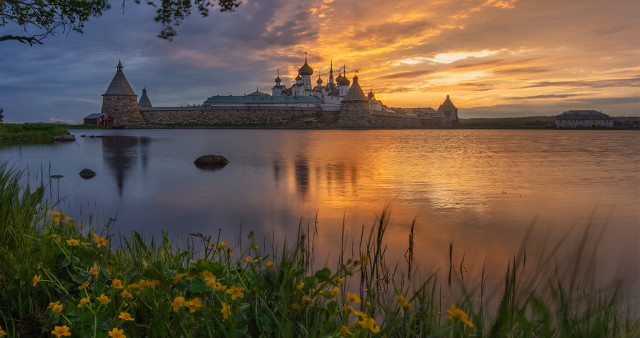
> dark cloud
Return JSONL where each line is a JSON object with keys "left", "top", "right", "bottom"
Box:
{"left": 509, "top": 94, "right": 584, "bottom": 100}
{"left": 456, "top": 83, "right": 493, "bottom": 91}
{"left": 376, "top": 69, "right": 434, "bottom": 80}
{"left": 493, "top": 67, "right": 550, "bottom": 75}
{"left": 523, "top": 77, "right": 640, "bottom": 89}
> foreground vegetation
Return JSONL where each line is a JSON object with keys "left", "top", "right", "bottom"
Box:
{"left": 0, "top": 164, "right": 638, "bottom": 337}
{"left": 0, "top": 124, "right": 70, "bottom": 144}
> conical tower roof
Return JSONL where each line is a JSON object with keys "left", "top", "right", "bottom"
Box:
{"left": 103, "top": 61, "right": 137, "bottom": 96}
{"left": 138, "top": 88, "right": 152, "bottom": 108}
{"left": 343, "top": 75, "right": 367, "bottom": 101}
{"left": 440, "top": 95, "right": 457, "bottom": 110}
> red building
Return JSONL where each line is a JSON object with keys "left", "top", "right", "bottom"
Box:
{"left": 83, "top": 113, "right": 114, "bottom": 126}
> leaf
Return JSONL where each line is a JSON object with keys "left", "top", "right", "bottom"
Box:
{"left": 327, "top": 301, "right": 339, "bottom": 316}
{"left": 314, "top": 268, "right": 332, "bottom": 282}
{"left": 188, "top": 278, "right": 209, "bottom": 294}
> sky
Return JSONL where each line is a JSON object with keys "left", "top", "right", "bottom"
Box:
{"left": 0, "top": 0, "right": 639, "bottom": 124}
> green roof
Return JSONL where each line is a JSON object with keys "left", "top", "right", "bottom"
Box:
{"left": 204, "top": 94, "right": 323, "bottom": 105}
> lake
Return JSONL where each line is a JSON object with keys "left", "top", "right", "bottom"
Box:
{"left": 1, "top": 129, "right": 638, "bottom": 295}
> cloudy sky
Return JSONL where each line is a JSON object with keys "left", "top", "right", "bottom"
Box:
{"left": 0, "top": 0, "right": 638, "bottom": 123}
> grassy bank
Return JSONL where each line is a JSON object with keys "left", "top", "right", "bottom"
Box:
{"left": 0, "top": 164, "right": 637, "bottom": 337}
{"left": 0, "top": 124, "right": 71, "bottom": 144}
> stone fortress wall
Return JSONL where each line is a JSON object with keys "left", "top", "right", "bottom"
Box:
{"left": 98, "top": 61, "right": 458, "bottom": 129}
{"left": 140, "top": 106, "right": 330, "bottom": 126}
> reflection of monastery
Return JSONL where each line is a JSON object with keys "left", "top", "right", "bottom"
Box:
{"left": 92, "top": 59, "right": 459, "bottom": 128}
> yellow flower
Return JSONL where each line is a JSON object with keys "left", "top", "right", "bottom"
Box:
{"left": 226, "top": 248, "right": 233, "bottom": 257}
{"left": 342, "top": 305, "right": 355, "bottom": 314}
{"left": 172, "top": 273, "right": 186, "bottom": 284}
{"left": 37, "top": 262, "right": 43, "bottom": 269}
{"left": 330, "top": 286, "right": 341, "bottom": 298}
{"left": 446, "top": 304, "right": 474, "bottom": 328}
{"left": 296, "top": 282, "right": 304, "bottom": 290}
{"left": 47, "top": 234, "right": 57, "bottom": 239}
{"left": 89, "top": 266, "right": 99, "bottom": 275}
{"left": 80, "top": 242, "right": 88, "bottom": 248}
{"left": 356, "top": 255, "right": 369, "bottom": 266}
{"left": 32, "top": 274, "right": 41, "bottom": 286}
{"left": 97, "top": 294, "right": 110, "bottom": 305}
{"left": 346, "top": 292, "right": 361, "bottom": 304}
{"left": 121, "top": 290, "right": 133, "bottom": 299}
{"left": 66, "top": 239, "right": 79, "bottom": 246}
{"left": 185, "top": 298, "right": 203, "bottom": 313}
{"left": 78, "top": 282, "right": 89, "bottom": 290}
{"left": 201, "top": 270, "right": 215, "bottom": 281}
{"left": 337, "top": 278, "right": 345, "bottom": 285}
{"left": 244, "top": 256, "right": 252, "bottom": 263}
{"left": 92, "top": 233, "right": 110, "bottom": 248}
{"left": 403, "top": 302, "right": 413, "bottom": 312}
{"left": 112, "top": 279, "right": 123, "bottom": 289}
{"left": 51, "top": 325, "right": 71, "bottom": 337}
{"left": 219, "top": 241, "right": 227, "bottom": 249}
{"left": 171, "top": 296, "right": 185, "bottom": 311}
{"left": 221, "top": 302, "right": 230, "bottom": 319}
{"left": 48, "top": 301, "right": 63, "bottom": 313}
{"left": 108, "top": 327, "right": 126, "bottom": 338}
{"left": 265, "top": 260, "right": 275, "bottom": 269}
{"left": 214, "top": 282, "right": 227, "bottom": 292}
{"left": 77, "top": 297, "right": 90, "bottom": 308}
{"left": 290, "top": 303, "right": 301, "bottom": 311}
{"left": 302, "top": 297, "right": 313, "bottom": 305}
{"left": 226, "top": 285, "right": 245, "bottom": 300}
{"left": 366, "top": 317, "right": 380, "bottom": 333}
{"left": 118, "top": 312, "right": 134, "bottom": 321}
{"left": 210, "top": 243, "right": 217, "bottom": 250}
{"left": 396, "top": 295, "right": 406, "bottom": 304}
{"left": 339, "top": 325, "right": 353, "bottom": 336}
{"left": 0, "top": 327, "right": 5, "bottom": 337}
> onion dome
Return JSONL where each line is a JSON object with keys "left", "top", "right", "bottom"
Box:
{"left": 299, "top": 54, "right": 314, "bottom": 76}
{"left": 317, "top": 75, "right": 323, "bottom": 85}
{"left": 368, "top": 89, "right": 375, "bottom": 99}
{"left": 337, "top": 74, "right": 350, "bottom": 86}
{"left": 295, "top": 73, "right": 302, "bottom": 81}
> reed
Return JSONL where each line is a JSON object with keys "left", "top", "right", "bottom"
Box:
{"left": 0, "top": 164, "right": 637, "bottom": 337}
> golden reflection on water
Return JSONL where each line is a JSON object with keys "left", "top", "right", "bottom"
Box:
{"left": 2, "top": 129, "right": 637, "bottom": 298}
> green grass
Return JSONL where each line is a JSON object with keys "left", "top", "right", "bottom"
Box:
{"left": 0, "top": 164, "right": 637, "bottom": 337}
{"left": 0, "top": 123, "right": 71, "bottom": 144}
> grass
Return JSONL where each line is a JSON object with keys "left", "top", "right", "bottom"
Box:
{"left": 0, "top": 163, "right": 638, "bottom": 337}
{"left": 0, "top": 123, "right": 71, "bottom": 144}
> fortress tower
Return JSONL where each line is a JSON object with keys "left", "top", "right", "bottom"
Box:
{"left": 339, "top": 74, "right": 371, "bottom": 126}
{"left": 101, "top": 61, "right": 144, "bottom": 126}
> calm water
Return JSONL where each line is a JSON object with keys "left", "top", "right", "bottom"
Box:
{"left": 1, "top": 129, "right": 639, "bottom": 290}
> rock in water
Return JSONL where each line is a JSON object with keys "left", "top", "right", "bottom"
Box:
{"left": 54, "top": 134, "right": 76, "bottom": 142}
{"left": 194, "top": 154, "right": 229, "bottom": 170}
{"left": 79, "top": 169, "right": 97, "bottom": 179}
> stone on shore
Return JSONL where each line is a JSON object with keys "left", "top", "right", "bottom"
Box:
{"left": 194, "top": 154, "right": 229, "bottom": 170}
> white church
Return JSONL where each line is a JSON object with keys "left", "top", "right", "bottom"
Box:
{"left": 203, "top": 55, "right": 385, "bottom": 112}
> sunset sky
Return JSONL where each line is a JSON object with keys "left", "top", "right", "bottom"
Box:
{"left": 0, "top": 0, "right": 638, "bottom": 123}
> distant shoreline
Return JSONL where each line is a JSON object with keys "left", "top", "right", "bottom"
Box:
{"left": 65, "top": 115, "right": 640, "bottom": 130}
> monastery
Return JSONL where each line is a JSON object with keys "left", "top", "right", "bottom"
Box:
{"left": 90, "top": 59, "right": 459, "bottom": 128}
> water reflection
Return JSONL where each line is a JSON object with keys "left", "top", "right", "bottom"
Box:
{"left": 101, "top": 136, "right": 150, "bottom": 196}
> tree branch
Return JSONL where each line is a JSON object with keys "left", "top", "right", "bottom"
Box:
{"left": 0, "top": 34, "right": 43, "bottom": 45}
